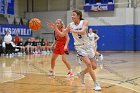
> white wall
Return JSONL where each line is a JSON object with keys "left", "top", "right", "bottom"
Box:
{"left": 14, "top": 0, "right": 69, "bottom": 17}
{"left": 135, "top": 8, "right": 140, "bottom": 24}
{"left": 87, "top": 8, "right": 134, "bottom": 26}
{"left": 12, "top": 0, "right": 140, "bottom": 26}
{"left": 114, "top": 0, "right": 129, "bottom": 8}
{"left": 67, "top": 8, "right": 135, "bottom": 26}
{"left": 14, "top": 0, "right": 140, "bottom": 18}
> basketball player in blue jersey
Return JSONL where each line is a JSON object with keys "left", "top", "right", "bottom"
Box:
{"left": 47, "top": 10, "right": 101, "bottom": 91}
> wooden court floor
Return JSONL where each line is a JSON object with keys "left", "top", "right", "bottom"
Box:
{"left": 0, "top": 51, "right": 140, "bottom": 93}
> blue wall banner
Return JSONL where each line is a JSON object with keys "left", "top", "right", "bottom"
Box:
{"left": 7, "top": 0, "right": 14, "bottom": 15}
{"left": 84, "top": 4, "right": 114, "bottom": 12}
{"left": 0, "top": 24, "right": 32, "bottom": 36}
{"left": 0, "top": 0, "right": 5, "bottom": 14}
{"left": 0, "top": 0, "right": 14, "bottom": 15}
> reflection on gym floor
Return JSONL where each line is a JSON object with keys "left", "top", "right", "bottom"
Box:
{"left": 0, "top": 51, "right": 139, "bottom": 93}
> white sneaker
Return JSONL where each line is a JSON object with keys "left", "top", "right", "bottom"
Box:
{"left": 48, "top": 70, "right": 55, "bottom": 76}
{"left": 95, "top": 56, "right": 99, "bottom": 61}
{"left": 77, "top": 71, "right": 85, "bottom": 84}
{"left": 41, "top": 51, "right": 46, "bottom": 55}
{"left": 46, "top": 51, "right": 50, "bottom": 55}
{"left": 99, "top": 54, "right": 103, "bottom": 61}
{"left": 94, "top": 82, "right": 101, "bottom": 91}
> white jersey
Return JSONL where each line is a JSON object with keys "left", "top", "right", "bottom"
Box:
{"left": 88, "top": 32, "right": 98, "bottom": 47}
{"left": 70, "top": 20, "right": 95, "bottom": 58}
{"left": 88, "top": 33, "right": 96, "bottom": 41}
{"left": 69, "top": 20, "right": 89, "bottom": 45}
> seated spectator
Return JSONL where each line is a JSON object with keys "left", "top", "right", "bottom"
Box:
{"left": 45, "top": 39, "right": 53, "bottom": 54}
{"left": 14, "top": 33, "right": 21, "bottom": 45}
{"left": 0, "top": 39, "right": 3, "bottom": 56}
{"left": 45, "top": 39, "right": 49, "bottom": 50}
{"left": 2, "top": 30, "right": 15, "bottom": 55}
{"left": 32, "top": 38, "right": 38, "bottom": 54}
{"left": 36, "top": 38, "right": 42, "bottom": 54}
{"left": 16, "top": 38, "right": 25, "bottom": 55}
{"left": 24, "top": 38, "right": 32, "bottom": 54}
{"left": 41, "top": 38, "right": 46, "bottom": 54}
{"left": 0, "top": 33, "right": 3, "bottom": 56}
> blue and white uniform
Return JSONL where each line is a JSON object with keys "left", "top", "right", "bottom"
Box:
{"left": 69, "top": 20, "right": 95, "bottom": 58}
{"left": 88, "top": 32, "right": 98, "bottom": 49}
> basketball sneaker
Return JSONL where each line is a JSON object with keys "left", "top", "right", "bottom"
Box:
{"left": 48, "top": 70, "right": 55, "bottom": 76}
{"left": 66, "top": 72, "right": 74, "bottom": 78}
{"left": 77, "top": 71, "right": 85, "bottom": 84}
{"left": 95, "top": 56, "right": 99, "bottom": 61}
{"left": 99, "top": 54, "right": 103, "bottom": 61}
{"left": 94, "top": 82, "right": 101, "bottom": 91}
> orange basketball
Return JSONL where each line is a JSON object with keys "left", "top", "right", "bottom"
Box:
{"left": 29, "top": 18, "right": 41, "bottom": 31}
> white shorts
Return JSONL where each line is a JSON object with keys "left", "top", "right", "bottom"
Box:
{"left": 75, "top": 43, "right": 95, "bottom": 58}
{"left": 88, "top": 41, "right": 96, "bottom": 47}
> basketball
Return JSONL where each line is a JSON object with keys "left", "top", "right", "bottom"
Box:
{"left": 29, "top": 18, "right": 41, "bottom": 31}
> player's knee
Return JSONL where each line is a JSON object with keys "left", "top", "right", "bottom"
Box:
{"left": 86, "top": 62, "right": 92, "bottom": 68}
{"left": 51, "top": 57, "right": 56, "bottom": 62}
{"left": 92, "top": 65, "right": 97, "bottom": 70}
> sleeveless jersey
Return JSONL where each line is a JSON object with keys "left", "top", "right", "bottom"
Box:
{"left": 53, "top": 29, "right": 67, "bottom": 55}
{"left": 54, "top": 29, "right": 66, "bottom": 45}
{"left": 69, "top": 20, "right": 89, "bottom": 45}
{"left": 88, "top": 33, "right": 96, "bottom": 41}
{"left": 88, "top": 33, "right": 96, "bottom": 46}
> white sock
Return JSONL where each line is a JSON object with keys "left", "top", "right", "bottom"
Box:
{"left": 94, "top": 80, "right": 97, "bottom": 84}
{"left": 69, "top": 69, "right": 72, "bottom": 72}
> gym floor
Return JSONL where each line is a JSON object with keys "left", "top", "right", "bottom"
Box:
{"left": 0, "top": 51, "right": 139, "bottom": 93}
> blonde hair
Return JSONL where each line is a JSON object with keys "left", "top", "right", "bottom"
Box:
{"left": 56, "top": 19, "right": 65, "bottom": 28}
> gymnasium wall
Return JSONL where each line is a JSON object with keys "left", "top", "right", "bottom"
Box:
{"left": 14, "top": 0, "right": 69, "bottom": 18}
{"left": 14, "top": 0, "right": 27, "bottom": 17}
{"left": 25, "top": 8, "right": 140, "bottom": 51}
{"left": 67, "top": 8, "right": 140, "bottom": 51}
{"left": 13, "top": 0, "right": 140, "bottom": 18}
{"left": 25, "top": 11, "right": 67, "bottom": 43}
{"left": 135, "top": 8, "right": 140, "bottom": 50}
{"left": 5, "top": 0, "right": 140, "bottom": 51}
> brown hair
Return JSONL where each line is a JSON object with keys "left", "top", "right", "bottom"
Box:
{"left": 93, "top": 30, "right": 97, "bottom": 34}
{"left": 72, "top": 10, "right": 84, "bottom": 20}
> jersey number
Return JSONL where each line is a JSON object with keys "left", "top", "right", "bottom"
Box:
{"left": 78, "top": 34, "right": 82, "bottom": 39}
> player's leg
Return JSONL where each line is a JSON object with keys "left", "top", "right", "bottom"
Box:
{"left": 61, "top": 54, "right": 74, "bottom": 77}
{"left": 48, "top": 53, "right": 58, "bottom": 76}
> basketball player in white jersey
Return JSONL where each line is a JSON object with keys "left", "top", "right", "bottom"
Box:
{"left": 88, "top": 28, "right": 103, "bottom": 61}
{"left": 47, "top": 10, "right": 101, "bottom": 91}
